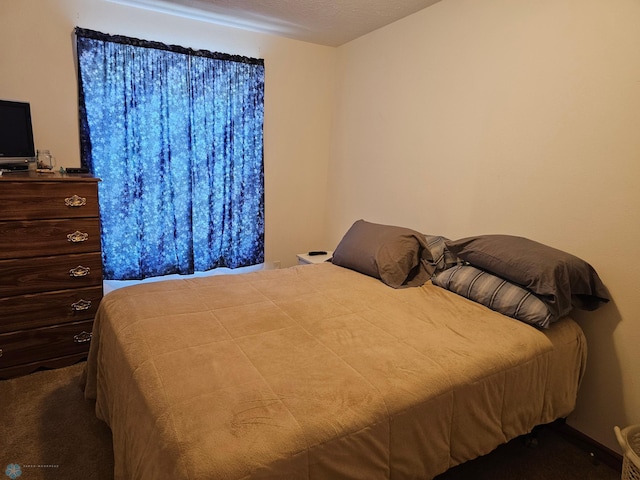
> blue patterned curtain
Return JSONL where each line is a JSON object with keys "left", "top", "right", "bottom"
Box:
{"left": 75, "top": 28, "right": 264, "bottom": 280}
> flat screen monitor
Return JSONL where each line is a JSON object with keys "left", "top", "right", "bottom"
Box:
{"left": 0, "top": 99, "right": 36, "bottom": 168}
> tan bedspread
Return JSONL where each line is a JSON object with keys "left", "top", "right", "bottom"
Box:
{"left": 84, "top": 263, "right": 587, "bottom": 480}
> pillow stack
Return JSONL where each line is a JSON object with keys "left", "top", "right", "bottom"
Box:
{"left": 330, "top": 221, "right": 609, "bottom": 329}
{"left": 432, "top": 234, "right": 609, "bottom": 328}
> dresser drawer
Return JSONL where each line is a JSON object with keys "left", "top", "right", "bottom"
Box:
{"left": 0, "top": 286, "right": 103, "bottom": 333}
{"left": 0, "top": 181, "right": 99, "bottom": 221}
{"left": 0, "top": 218, "right": 101, "bottom": 259}
{"left": 0, "top": 252, "right": 103, "bottom": 297}
{"left": 0, "top": 319, "right": 93, "bottom": 369}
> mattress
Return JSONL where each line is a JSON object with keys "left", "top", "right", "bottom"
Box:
{"left": 83, "top": 262, "right": 587, "bottom": 479}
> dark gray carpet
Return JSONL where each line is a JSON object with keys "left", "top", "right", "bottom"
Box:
{"left": 0, "top": 362, "right": 621, "bottom": 479}
{"left": 435, "top": 425, "right": 620, "bottom": 480}
{"left": 1, "top": 362, "right": 113, "bottom": 480}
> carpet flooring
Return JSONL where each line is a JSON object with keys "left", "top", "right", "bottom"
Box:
{"left": 0, "top": 362, "right": 621, "bottom": 480}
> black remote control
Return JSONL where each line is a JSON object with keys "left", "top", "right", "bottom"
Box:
{"left": 66, "top": 167, "right": 90, "bottom": 174}
{"left": 308, "top": 251, "right": 327, "bottom": 256}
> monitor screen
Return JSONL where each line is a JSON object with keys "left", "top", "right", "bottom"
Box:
{"left": 0, "top": 100, "right": 36, "bottom": 166}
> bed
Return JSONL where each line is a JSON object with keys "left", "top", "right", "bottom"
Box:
{"left": 83, "top": 222, "right": 608, "bottom": 480}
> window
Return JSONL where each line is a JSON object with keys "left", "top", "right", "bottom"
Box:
{"left": 75, "top": 28, "right": 264, "bottom": 280}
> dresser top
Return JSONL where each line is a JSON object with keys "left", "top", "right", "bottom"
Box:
{"left": 0, "top": 171, "right": 99, "bottom": 182}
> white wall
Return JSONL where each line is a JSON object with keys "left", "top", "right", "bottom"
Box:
{"left": 329, "top": 0, "right": 640, "bottom": 452}
{"left": 0, "top": 0, "right": 335, "bottom": 268}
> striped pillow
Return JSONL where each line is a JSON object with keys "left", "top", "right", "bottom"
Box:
{"left": 423, "top": 235, "right": 462, "bottom": 275}
{"left": 432, "top": 265, "right": 555, "bottom": 328}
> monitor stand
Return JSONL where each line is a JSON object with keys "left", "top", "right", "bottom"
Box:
{"left": 0, "top": 164, "right": 29, "bottom": 171}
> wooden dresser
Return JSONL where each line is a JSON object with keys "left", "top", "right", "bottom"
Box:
{"left": 0, "top": 171, "right": 102, "bottom": 378}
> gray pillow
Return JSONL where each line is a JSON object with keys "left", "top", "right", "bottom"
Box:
{"left": 445, "top": 235, "right": 609, "bottom": 319}
{"left": 331, "top": 220, "right": 430, "bottom": 288}
{"left": 432, "top": 265, "right": 554, "bottom": 328}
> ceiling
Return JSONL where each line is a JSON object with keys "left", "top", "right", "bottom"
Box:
{"left": 110, "top": 0, "right": 442, "bottom": 47}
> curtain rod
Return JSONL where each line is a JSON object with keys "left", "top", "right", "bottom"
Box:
{"left": 74, "top": 27, "right": 264, "bottom": 66}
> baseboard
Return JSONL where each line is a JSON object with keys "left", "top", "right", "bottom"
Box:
{"left": 550, "top": 419, "right": 623, "bottom": 472}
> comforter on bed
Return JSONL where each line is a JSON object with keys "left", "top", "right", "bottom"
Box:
{"left": 84, "top": 263, "right": 586, "bottom": 480}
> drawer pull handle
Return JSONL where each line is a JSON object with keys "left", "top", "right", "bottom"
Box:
{"left": 67, "top": 231, "right": 89, "bottom": 243}
{"left": 69, "top": 265, "right": 91, "bottom": 277}
{"left": 65, "top": 195, "right": 87, "bottom": 207}
{"left": 0, "top": 348, "right": 3, "bottom": 358}
{"left": 71, "top": 299, "right": 92, "bottom": 311}
{"left": 73, "top": 331, "right": 92, "bottom": 344}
